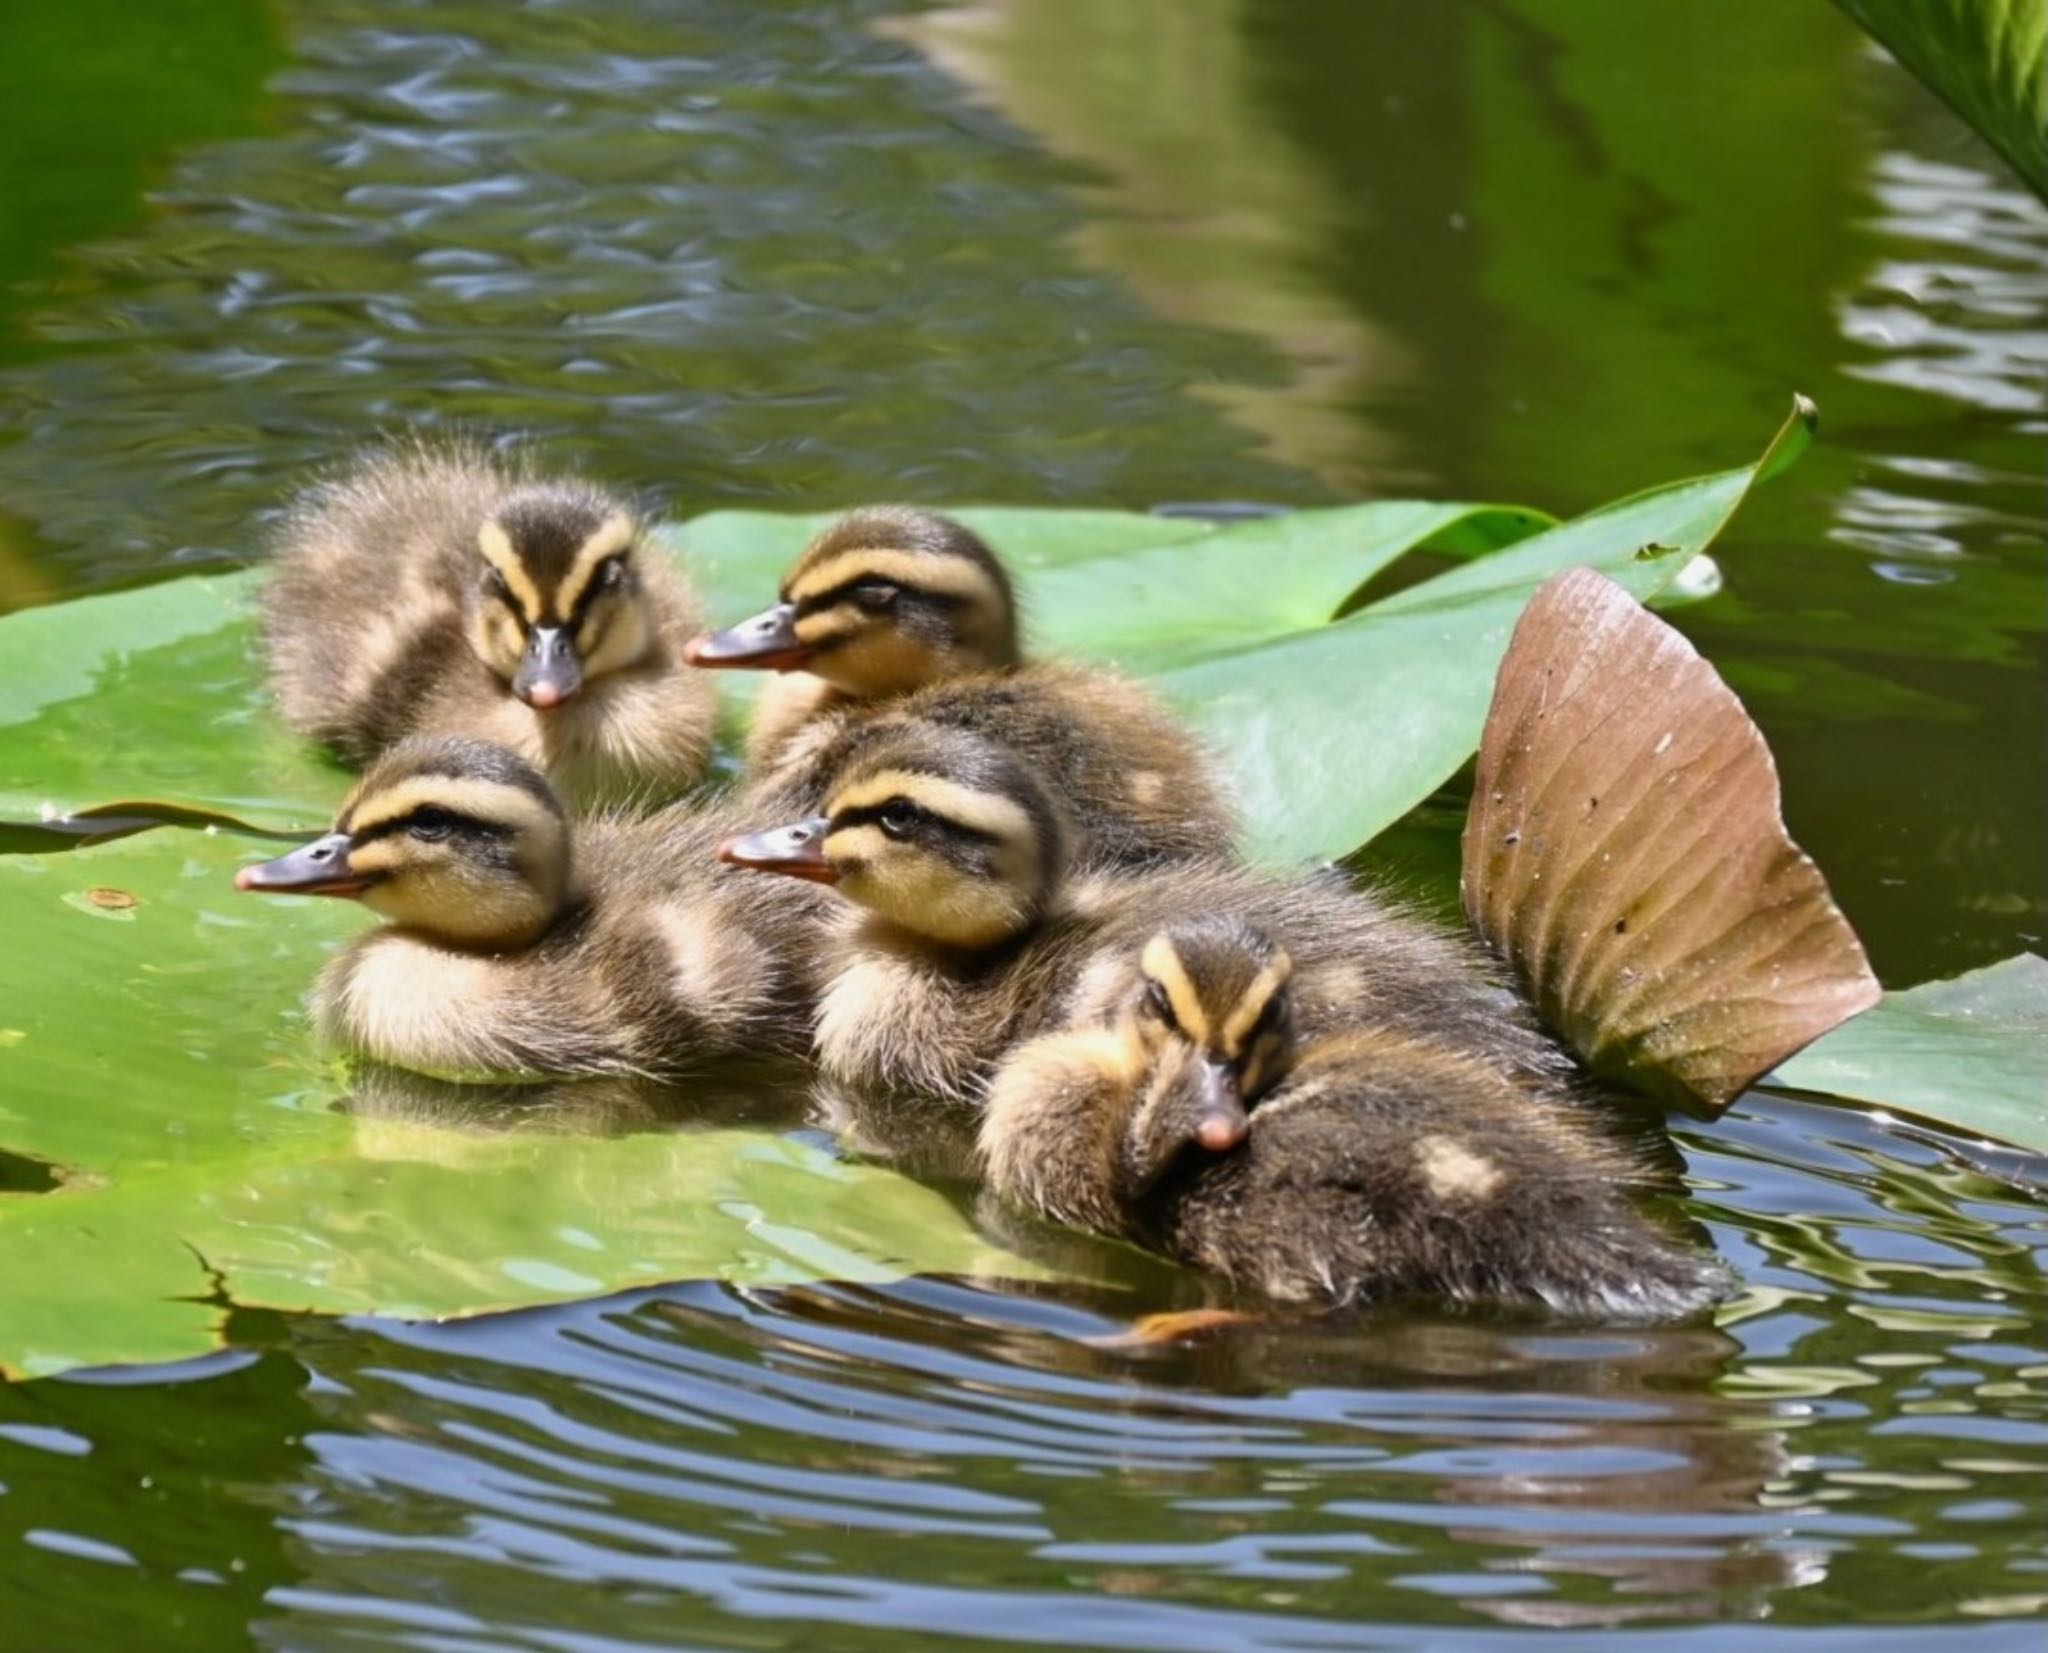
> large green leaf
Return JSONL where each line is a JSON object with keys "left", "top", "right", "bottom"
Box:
{"left": 0, "top": 568, "right": 337, "bottom": 840}
{"left": 1835, "top": 0, "right": 2048, "bottom": 203}
{"left": 0, "top": 831, "right": 1059, "bottom": 1378}
{"left": 0, "top": 498, "right": 1551, "bottom": 842}
{"left": 1144, "top": 399, "right": 1815, "bottom": 864}
{"left": 665, "top": 406, "right": 1807, "bottom": 867}
{"left": 0, "top": 406, "right": 1802, "bottom": 863}
{"left": 1772, "top": 953, "right": 2048, "bottom": 1152}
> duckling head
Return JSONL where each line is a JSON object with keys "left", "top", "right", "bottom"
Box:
{"left": 686, "top": 507, "right": 1020, "bottom": 696}
{"left": 1129, "top": 918, "right": 1295, "bottom": 1164}
{"left": 236, "top": 737, "right": 573, "bottom": 949}
{"left": 468, "top": 484, "right": 653, "bottom": 710}
{"left": 719, "top": 724, "right": 1066, "bottom": 949}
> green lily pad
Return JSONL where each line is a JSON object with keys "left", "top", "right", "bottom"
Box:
{"left": 0, "top": 404, "right": 1805, "bottom": 866}
{"left": 1145, "top": 399, "right": 1816, "bottom": 864}
{"left": 0, "top": 830, "right": 1059, "bottom": 1378}
{"left": 1773, "top": 953, "right": 2048, "bottom": 1153}
{"left": 0, "top": 568, "right": 338, "bottom": 836}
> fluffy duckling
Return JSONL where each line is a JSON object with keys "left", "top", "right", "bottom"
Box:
{"left": 688, "top": 505, "right": 1232, "bottom": 868}
{"left": 236, "top": 737, "right": 819, "bottom": 1077}
{"left": 720, "top": 723, "right": 1557, "bottom": 1106}
{"left": 980, "top": 917, "right": 1726, "bottom": 1321}
{"left": 263, "top": 441, "right": 716, "bottom": 808}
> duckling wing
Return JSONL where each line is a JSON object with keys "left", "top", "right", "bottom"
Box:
{"left": 1462, "top": 568, "right": 1879, "bottom": 1112}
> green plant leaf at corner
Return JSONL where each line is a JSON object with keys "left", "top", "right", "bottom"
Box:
{"left": 1771, "top": 952, "right": 2048, "bottom": 1153}
{"left": 1834, "top": 0, "right": 2048, "bottom": 203}
{"left": 0, "top": 831, "right": 1066, "bottom": 1379}
{"left": 1164, "top": 396, "right": 1817, "bottom": 867}
{"left": 0, "top": 568, "right": 344, "bottom": 837}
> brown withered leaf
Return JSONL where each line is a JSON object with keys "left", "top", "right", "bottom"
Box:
{"left": 1462, "top": 568, "right": 1880, "bottom": 1112}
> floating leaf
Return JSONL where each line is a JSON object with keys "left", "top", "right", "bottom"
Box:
{"left": 1463, "top": 567, "right": 1881, "bottom": 1112}
{"left": 0, "top": 569, "right": 337, "bottom": 835}
{"left": 1773, "top": 954, "right": 2048, "bottom": 1153}
{"left": 1149, "top": 397, "right": 1817, "bottom": 864}
{"left": 0, "top": 831, "right": 1060, "bottom": 1378}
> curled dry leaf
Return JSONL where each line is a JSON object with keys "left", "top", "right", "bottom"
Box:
{"left": 1462, "top": 567, "right": 1881, "bottom": 1112}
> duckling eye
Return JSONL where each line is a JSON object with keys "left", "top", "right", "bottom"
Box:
{"left": 406, "top": 807, "right": 459, "bottom": 843}
{"left": 1247, "top": 995, "right": 1289, "bottom": 1044}
{"left": 481, "top": 568, "right": 513, "bottom": 604}
{"left": 596, "top": 555, "right": 627, "bottom": 592}
{"left": 877, "top": 801, "right": 920, "bottom": 839}
{"left": 1142, "top": 979, "right": 1179, "bottom": 1031}
{"left": 848, "top": 579, "right": 899, "bottom": 611}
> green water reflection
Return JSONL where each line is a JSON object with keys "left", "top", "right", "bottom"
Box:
{"left": 0, "top": 0, "right": 2041, "bottom": 1646}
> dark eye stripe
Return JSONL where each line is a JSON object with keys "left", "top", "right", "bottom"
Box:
{"left": 794, "top": 577, "right": 957, "bottom": 617}
{"left": 1142, "top": 979, "right": 1178, "bottom": 1030}
{"left": 572, "top": 557, "right": 630, "bottom": 619}
{"left": 351, "top": 807, "right": 507, "bottom": 846}
{"left": 831, "top": 799, "right": 997, "bottom": 846}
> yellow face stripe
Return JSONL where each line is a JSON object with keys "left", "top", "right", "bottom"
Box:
{"left": 1218, "top": 952, "right": 1293, "bottom": 1056}
{"left": 1140, "top": 936, "right": 1210, "bottom": 1046}
{"left": 790, "top": 607, "right": 867, "bottom": 647}
{"left": 556, "top": 511, "right": 637, "bottom": 615}
{"left": 828, "top": 771, "right": 1034, "bottom": 845}
{"left": 821, "top": 821, "right": 888, "bottom": 864}
{"left": 345, "top": 776, "right": 556, "bottom": 840}
{"left": 478, "top": 521, "right": 545, "bottom": 621}
{"left": 786, "top": 547, "right": 1004, "bottom": 608}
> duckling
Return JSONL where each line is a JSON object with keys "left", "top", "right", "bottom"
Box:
{"left": 263, "top": 440, "right": 716, "bottom": 808}
{"left": 687, "top": 505, "right": 1232, "bottom": 868}
{"left": 980, "top": 916, "right": 1727, "bottom": 1321}
{"left": 719, "top": 722, "right": 1559, "bottom": 1106}
{"left": 235, "top": 736, "right": 821, "bottom": 1077}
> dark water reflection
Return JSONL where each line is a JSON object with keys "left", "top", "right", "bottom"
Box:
{"left": 0, "top": 0, "right": 2044, "bottom": 1646}
{"left": 3, "top": 1093, "right": 2044, "bottom": 1647}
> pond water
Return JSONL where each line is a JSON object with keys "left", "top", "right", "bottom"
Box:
{"left": 0, "top": 0, "right": 2043, "bottom": 1646}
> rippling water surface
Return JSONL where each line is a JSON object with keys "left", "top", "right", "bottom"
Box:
{"left": 0, "top": 0, "right": 2042, "bottom": 1646}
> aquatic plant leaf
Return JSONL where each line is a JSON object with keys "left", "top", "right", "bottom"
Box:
{"left": 1152, "top": 397, "right": 1818, "bottom": 866}
{"left": 0, "top": 499, "right": 1548, "bottom": 841}
{"left": 0, "top": 832, "right": 1061, "bottom": 1378}
{"left": 672, "top": 499, "right": 1552, "bottom": 672}
{"left": 0, "top": 569, "right": 339, "bottom": 834}
{"left": 1773, "top": 953, "right": 2048, "bottom": 1153}
{"left": 1462, "top": 567, "right": 1881, "bottom": 1111}
{"left": 1834, "top": 0, "right": 2048, "bottom": 202}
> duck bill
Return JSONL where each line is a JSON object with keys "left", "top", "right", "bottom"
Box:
{"left": 717, "top": 817, "right": 838, "bottom": 884}
{"left": 684, "top": 602, "right": 813, "bottom": 672}
{"left": 1192, "top": 1062, "right": 1249, "bottom": 1152}
{"left": 514, "top": 626, "right": 584, "bottom": 709}
{"left": 234, "top": 833, "right": 369, "bottom": 899}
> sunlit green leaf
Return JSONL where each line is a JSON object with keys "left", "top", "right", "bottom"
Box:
{"left": 1150, "top": 398, "right": 1816, "bottom": 864}
{"left": 1772, "top": 953, "right": 2048, "bottom": 1153}
{"left": 1835, "top": 0, "right": 2048, "bottom": 202}
{"left": 0, "top": 832, "right": 1061, "bottom": 1377}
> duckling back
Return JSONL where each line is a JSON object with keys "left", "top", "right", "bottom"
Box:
{"left": 262, "top": 439, "right": 716, "bottom": 807}
{"left": 312, "top": 800, "right": 827, "bottom": 1080}
{"left": 754, "top": 663, "right": 1235, "bottom": 871}
{"left": 264, "top": 441, "right": 499, "bottom": 755}
{"left": 1136, "top": 1028, "right": 1726, "bottom": 1321}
